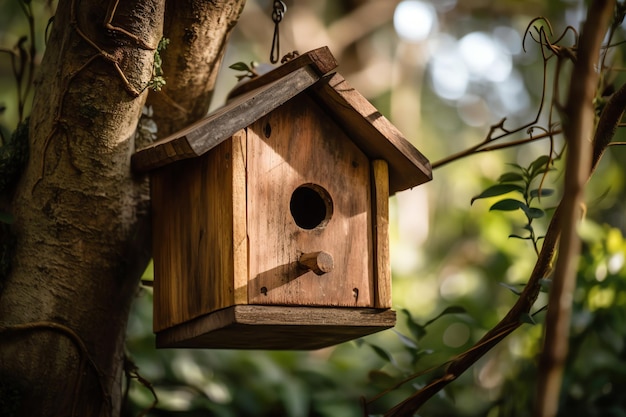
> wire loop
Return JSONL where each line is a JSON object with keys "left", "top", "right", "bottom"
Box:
{"left": 270, "top": 1, "right": 287, "bottom": 64}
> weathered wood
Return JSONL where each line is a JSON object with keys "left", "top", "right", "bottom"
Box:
{"left": 132, "top": 65, "right": 323, "bottom": 172}
{"left": 142, "top": 47, "right": 432, "bottom": 349}
{"left": 299, "top": 251, "right": 334, "bottom": 275}
{"left": 152, "top": 135, "right": 246, "bottom": 331}
{"left": 310, "top": 73, "right": 432, "bottom": 194}
{"left": 133, "top": 48, "right": 432, "bottom": 195}
{"left": 156, "top": 305, "right": 396, "bottom": 349}
{"left": 372, "top": 160, "right": 391, "bottom": 308}
{"left": 227, "top": 46, "right": 338, "bottom": 99}
{"left": 246, "top": 93, "right": 374, "bottom": 307}
{"left": 232, "top": 130, "right": 248, "bottom": 305}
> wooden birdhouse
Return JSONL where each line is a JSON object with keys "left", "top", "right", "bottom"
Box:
{"left": 132, "top": 47, "right": 432, "bottom": 350}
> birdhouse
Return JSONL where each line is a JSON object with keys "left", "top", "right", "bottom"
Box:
{"left": 132, "top": 47, "right": 431, "bottom": 350}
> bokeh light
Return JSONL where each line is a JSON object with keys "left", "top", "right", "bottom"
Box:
{"left": 459, "top": 31, "right": 512, "bottom": 82}
{"left": 393, "top": 1, "right": 438, "bottom": 42}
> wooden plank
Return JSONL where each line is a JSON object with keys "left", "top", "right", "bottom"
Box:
{"left": 156, "top": 305, "right": 396, "bottom": 350}
{"left": 372, "top": 160, "right": 391, "bottom": 308}
{"left": 310, "top": 73, "right": 432, "bottom": 194}
{"left": 232, "top": 130, "right": 248, "bottom": 305}
{"left": 246, "top": 94, "right": 374, "bottom": 308}
{"left": 152, "top": 139, "right": 238, "bottom": 332}
{"left": 132, "top": 65, "right": 323, "bottom": 172}
{"left": 227, "top": 46, "right": 338, "bottom": 99}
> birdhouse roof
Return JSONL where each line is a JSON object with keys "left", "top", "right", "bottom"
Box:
{"left": 132, "top": 47, "right": 432, "bottom": 194}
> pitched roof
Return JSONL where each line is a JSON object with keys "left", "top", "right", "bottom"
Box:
{"left": 132, "top": 47, "right": 431, "bottom": 194}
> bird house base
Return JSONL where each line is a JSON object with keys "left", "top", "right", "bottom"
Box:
{"left": 155, "top": 305, "right": 396, "bottom": 350}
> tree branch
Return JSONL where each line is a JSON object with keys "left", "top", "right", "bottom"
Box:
{"left": 147, "top": 0, "right": 247, "bottom": 138}
{"left": 536, "top": 2, "right": 615, "bottom": 416}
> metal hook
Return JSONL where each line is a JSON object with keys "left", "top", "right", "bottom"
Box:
{"left": 270, "top": 1, "right": 287, "bottom": 64}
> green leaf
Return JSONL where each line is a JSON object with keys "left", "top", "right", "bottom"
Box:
{"left": 529, "top": 155, "right": 552, "bottom": 177}
{"left": 498, "top": 172, "right": 525, "bottom": 183}
{"left": 509, "top": 234, "right": 533, "bottom": 240}
{"left": 539, "top": 278, "right": 552, "bottom": 292}
{"left": 471, "top": 184, "right": 524, "bottom": 205}
{"left": 520, "top": 312, "right": 536, "bottom": 325}
{"left": 0, "top": 211, "right": 14, "bottom": 224}
{"left": 393, "top": 330, "right": 418, "bottom": 349}
{"left": 401, "top": 309, "right": 426, "bottom": 340}
{"left": 523, "top": 207, "right": 545, "bottom": 219}
{"left": 530, "top": 188, "right": 555, "bottom": 198}
{"left": 368, "top": 370, "right": 396, "bottom": 388}
{"left": 229, "top": 61, "right": 252, "bottom": 72}
{"left": 423, "top": 306, "right": 467, "bottom": 328}
{"left": 368, "top": 343, "right": 394, "bottom": 364}
{"left": 500, "top": 282, "right": 522, "bottom": 295}
{"left": 506, "top": 162, "right": 525, "bottom": 171}
{"left": 490, "top": 199, "right": 526, "bottom": 212}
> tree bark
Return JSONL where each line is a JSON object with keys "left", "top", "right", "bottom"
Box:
{"left": 0, "top": 1, "right": 244, "bottom": 416}
{"left": 147, "top": 0, "right": 247, "bottom": 138}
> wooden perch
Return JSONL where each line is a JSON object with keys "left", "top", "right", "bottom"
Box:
{"left": 299, "top": 251, "right": 334, "bottom": 275}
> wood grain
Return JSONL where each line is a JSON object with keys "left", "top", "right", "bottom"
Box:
{"left": 133, "top": 48, "right": 431, "bottom": 197}
{"left": 298, "top": 251, "right": 334, "bottom": 275}
{"left": 246, "top": 93, "right": 374, "bottom": 308}
{"left": 311, "top": 73, "right": 432, "bottom": 194}
{"left": 132, "top": 65, "right": 322, "bottom": 172}
{"left": 156, "top": 305, "right": 396, "bottom": 349}
{"left": 232, "top": 130, "right": 249, "bottom": 305}
{"left": 152, "top": 136, "right": 246, "bottom": 331}
{"left": 227, "top": 46, "right": 337, "bottom": 99}
{"left": 372, "top": 159, "right": 391, "bottom": 308}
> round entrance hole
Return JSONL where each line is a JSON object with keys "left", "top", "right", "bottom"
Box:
{"left": 289, "top": 184, "right": 333, "bottom": 230}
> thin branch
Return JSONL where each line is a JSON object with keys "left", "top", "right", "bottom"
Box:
{"left": 433, "top": 21, "right": 578, "bottom": 170}
{"left": 535, "top": 3, "right": 614, "bottom": 416}
{"left": 432, "top": 128, "right": 562, "bottom": 169}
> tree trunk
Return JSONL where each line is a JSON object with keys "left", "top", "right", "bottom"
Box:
{"left": 0, "top": 1, "right": 244, "bottom": 416}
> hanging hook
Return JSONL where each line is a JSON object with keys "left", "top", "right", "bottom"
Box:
{"left": 270, "top": 1, "right": 287, "bottom": 64}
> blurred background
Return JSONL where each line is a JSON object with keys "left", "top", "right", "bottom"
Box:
{"left": 2, "top": 1, "right": 626, "bottom": 416}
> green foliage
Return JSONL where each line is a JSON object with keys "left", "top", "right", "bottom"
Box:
{"left": 487, "top": 222, "right": 626, "bottom": 416}
{"left": 124, "top": 289, "right": 402, "bottom": 417}
{"left": 472, "top": 155, "right": 556, "bottom": 254}
{"left": 148, "top": 37, "right": 169, "bottom": 92}
{"left": 228, "top": 61, "right": 259, "bottom": 81}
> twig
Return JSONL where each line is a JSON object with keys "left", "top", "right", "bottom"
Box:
{"left": 432, "top": 129, "right": 563, "bottom": 169}
{"left": 433, "top": 21, "right": 578, "bottom": 170}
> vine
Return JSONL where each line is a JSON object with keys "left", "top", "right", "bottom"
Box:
{"left": 33, "top": 0, "right": 161, "bottom": 191}
{"left": 0, "top": 321, "right": 110, "bottom": 417}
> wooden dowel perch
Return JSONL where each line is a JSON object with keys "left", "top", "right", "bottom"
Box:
{"left": 299, "top": 251, "right": 334, "bottom": 275}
